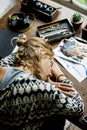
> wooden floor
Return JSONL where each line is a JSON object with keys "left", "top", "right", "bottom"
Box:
{"left": 0, "top": 0, "right": 82, "bottom": 130}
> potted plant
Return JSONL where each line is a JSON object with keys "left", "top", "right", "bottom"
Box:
{"left": 71, "top": 12, "right": 83, "bottom": 30}
{"left": 82, "top": 24, "right": 87, "bottom": 40}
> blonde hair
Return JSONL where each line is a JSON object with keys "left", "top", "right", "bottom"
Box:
{"left": 14, "top": 36, "right": 54, "bottom": 79}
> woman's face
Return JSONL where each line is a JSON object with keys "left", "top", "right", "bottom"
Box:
{"left": 40, "top": 56, "right": 53, "bottom": 81}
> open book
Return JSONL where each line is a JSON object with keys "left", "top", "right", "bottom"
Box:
{"left": 53, "top": 37, "right": 87, "bottom": 82}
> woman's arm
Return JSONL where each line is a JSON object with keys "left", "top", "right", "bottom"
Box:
{"left": 51, "top": 60, "right": 67, "bottom": 81}
{"left": 0, "top": 55, "right": 84, "bottom": 119}
{"left": 49, "top": 60, "right": 76, "bottom": 97}
{"left": 1, "top": 73, "right": 84, "bottom": 122}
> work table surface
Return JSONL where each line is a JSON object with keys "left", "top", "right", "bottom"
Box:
{"left": 0, "top": 1, "right": 87, "bottom": 129}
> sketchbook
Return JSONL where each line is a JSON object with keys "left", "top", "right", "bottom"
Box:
{"left": 53, "top": 37, "right": 87, "bottom": 82}
{"left": 0, "top": 29, "right": 19, "bottom": 59}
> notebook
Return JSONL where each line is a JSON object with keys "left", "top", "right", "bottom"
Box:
{"left": 0, "top": 29, "right": 19, "bottom": 59}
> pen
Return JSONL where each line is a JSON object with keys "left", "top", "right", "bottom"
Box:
{"left": 42, "top": 28, "right": 69, "bottom": 36}
{"left": 74, "top": 36, "right": 87, "bottom": 44}
{"left": 38, "top": 23, "right": 59, "bottom": 30}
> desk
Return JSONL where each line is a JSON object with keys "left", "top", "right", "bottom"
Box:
{"left": 0, "top": 1, "right": 87, "bottom": 129}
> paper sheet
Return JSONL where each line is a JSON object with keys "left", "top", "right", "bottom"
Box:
{"left": 53, "top": 37, "right": 87, "bottom": 82}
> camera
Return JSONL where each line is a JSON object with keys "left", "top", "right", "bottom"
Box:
{"left": 8, "top": 12, "right": 30, "bottom": 32}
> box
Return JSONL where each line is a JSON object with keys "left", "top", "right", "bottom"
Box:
{"left": 21, "top": 0, "right": 61, "bottom": 22}
{"left": 37, "top": 19, "right": 75, "bottom": 42}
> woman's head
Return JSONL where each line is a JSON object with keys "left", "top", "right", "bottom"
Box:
{"left": 14, "top": 36, "right": 54, "bottom": 80}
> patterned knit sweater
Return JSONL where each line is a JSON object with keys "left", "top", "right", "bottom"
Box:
{"left": 0, "top": 54, "right": 84, "bottom": 130}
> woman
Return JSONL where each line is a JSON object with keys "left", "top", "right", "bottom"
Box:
{"left": 0, "top": 36, "right": 84, "bottom": 130}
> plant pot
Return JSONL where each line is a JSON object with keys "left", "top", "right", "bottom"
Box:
{"left": 82, "top": 25, "right": 87, "bottom": 40}
{"left": 71, "top": 17, "right": 83, "bottom": 30}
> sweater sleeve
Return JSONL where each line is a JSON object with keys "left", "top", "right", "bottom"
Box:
{"left": 0, "top": 53, "right": 15, "bottom": 66}
{"left": 0, "top": 73, "right": 84, "bottom": 121}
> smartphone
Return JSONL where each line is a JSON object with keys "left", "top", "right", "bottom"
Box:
{"left": 82, "top": 115, "right": 87, "bottom": 123}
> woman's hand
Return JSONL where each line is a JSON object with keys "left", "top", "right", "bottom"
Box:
{"left": 48, "top": 78, "right": 75, "bottom": 97}
{"left": 55, "top": 82, "right": 75, "bottom": 97}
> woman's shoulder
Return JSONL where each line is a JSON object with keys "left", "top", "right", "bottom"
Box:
{"left": 8, "top": 70, "right": 43, "bottom": 85}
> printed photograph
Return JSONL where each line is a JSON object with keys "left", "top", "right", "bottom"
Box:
{"left": 57, "top": 37, "right": 87, "bottom": 63}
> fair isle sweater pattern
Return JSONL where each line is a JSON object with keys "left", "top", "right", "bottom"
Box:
{"left": 0, "top": 54, "right": 84, "bottom": 129}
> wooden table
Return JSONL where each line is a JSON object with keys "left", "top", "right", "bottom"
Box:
{"left": 0, "top": 1, "right": 87, "bottom": 129}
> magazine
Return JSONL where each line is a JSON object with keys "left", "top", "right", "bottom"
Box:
{"left": 54, "top": 37, "right": 87, "bottom": 64}
{"left": 53, "top": 37, "right": 87, "bottom": 82}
